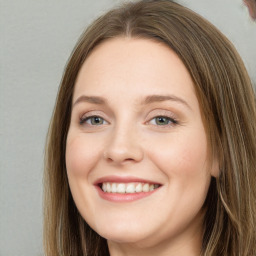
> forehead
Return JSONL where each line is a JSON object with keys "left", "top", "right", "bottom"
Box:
{"left": 73, "top": 37, "right": 198, "bottom": 109}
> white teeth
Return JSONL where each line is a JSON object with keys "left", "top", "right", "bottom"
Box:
{"left": 126, "top": 183, "right": 135, "bottom": 193}
{"left": 106, "top": 183, "right": 111, "bottom": 192}
{"left": 112, "top": 183, "right": 117, "bottom": 193}
{"left": 142, "top": 183, "right": 149, "bottom": 192}
{"left": 117, "top": 183, "right": 126, "bottom": 193}
{"left": 101, "top": 182, "right": 160, "bottom": 193}
{"left": 135, "top": 183, "right": 142, "bottom": 192}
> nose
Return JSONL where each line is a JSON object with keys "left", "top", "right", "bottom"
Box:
{"left": 103, "top": 126, "right": 144, "bottom": 165}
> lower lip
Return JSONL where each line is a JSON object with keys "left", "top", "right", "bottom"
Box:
{"left": 95, "top": 186, "right": 160, "bottom": 202}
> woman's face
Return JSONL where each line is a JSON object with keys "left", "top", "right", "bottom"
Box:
{"left": 66, "top": 37, "right": 216, "bottom": 252}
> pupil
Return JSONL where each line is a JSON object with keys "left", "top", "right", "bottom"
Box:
{"left": 157, "top": 117, "right": 168, "bottom": 125}
{"left": 93, "top": 117, "right": 102, "bottom": 124}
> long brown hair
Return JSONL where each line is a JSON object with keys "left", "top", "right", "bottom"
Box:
{"left": 44, "top": 1, "right": 256, "bottom": 255}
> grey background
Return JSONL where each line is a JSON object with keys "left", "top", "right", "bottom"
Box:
{"left": 0, "top": 0, "right": 255, "bottom": 255}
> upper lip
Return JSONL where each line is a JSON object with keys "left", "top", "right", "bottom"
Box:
{"left": 93, "top": 175, "right": 162, "bottom": 186}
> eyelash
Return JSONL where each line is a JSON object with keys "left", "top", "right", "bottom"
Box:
{"left": 79, "top": 115, "right": 178, "bottom": 127}
{"left": 79, "top": 115, "right": 107, "bottom": 126}
{"left": 147, "top": 116, "right": 178, "bottom": 127}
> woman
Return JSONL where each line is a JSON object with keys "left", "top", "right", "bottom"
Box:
{"left": 44, "top": 1, "right": 256, "bottom": 255}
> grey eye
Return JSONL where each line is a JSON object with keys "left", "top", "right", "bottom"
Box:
{"left": 87, "top": 116, "right": 105, "bottom": 125}
{"left": 154, "top": 117, "right": 171, "bottom": 125}
{"left": 148, "top": 116, "right": 178, "bottom": 126}
{"left": 80, "top": 116, "right": 107, "bottom": 125}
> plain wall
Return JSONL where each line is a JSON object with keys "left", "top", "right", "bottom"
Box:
{"left": 0, "top": 0, "right": 255, "bottom": 255}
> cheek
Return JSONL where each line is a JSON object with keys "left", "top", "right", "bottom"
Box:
{"left": 65, "top": 134, "right": 102, "bottom": 177}
{"left": 65, "top": 133, "right": 104, "bottom": 224}
{"left": 147, "top": 128, "right": 209, "bottom": 179}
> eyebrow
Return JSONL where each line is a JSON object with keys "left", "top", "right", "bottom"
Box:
{"left": 73, "top": 95, "right": 106, "bottom": 107}
{"left": 72, "top": 94, "right": 191, "bottom": 110}
{"left": 142, "top": 95, "right": 191, "bottom": 109}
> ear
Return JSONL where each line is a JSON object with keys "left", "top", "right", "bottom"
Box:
{"left": 210, "top": 157, "right": 220, "bottom": 178}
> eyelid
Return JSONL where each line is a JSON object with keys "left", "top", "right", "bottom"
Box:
{"left": 145, "top": 109, "right": 178, "bottom": 121}
{"left": 80, "top": 110, "right": 108, "bottom": 120}
{"left": 82, "top": 116, "right": 108, "bottom": 125}
{"left": 147, "top": 116, "right": 178, "bottom": 127}
{"left": 79, "top": 111, "right": 110, "bottom": 125}
{"left": 145, "top": 109, "right": 180, "bottom": 128}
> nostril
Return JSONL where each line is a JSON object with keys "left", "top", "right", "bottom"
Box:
{"left": 103, "top": 141, "right": 144, "bottom": 164}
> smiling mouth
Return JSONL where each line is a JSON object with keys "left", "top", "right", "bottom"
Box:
{"left": 100, "top": 182, "right": 160, "bottom": 194}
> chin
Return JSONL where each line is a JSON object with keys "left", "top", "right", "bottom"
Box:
{"left": 94, "top": 221, "right": 153, "bottom": 244}
{"left": 104, "top": 232, "right": 142, "bottom": 244}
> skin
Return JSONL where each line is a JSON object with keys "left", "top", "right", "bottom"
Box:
{"left": 66, "top": 37, "right": 218, "bottom": 256}
{"left": 244, "top": 0, "right": 256, "bottom": 20}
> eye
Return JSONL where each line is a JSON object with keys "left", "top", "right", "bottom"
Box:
{"left": 148, "top": 116, "right": 178, "bottom": 126}
{"left": 80, "top": 115, "right": 107, "bottom": 126}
